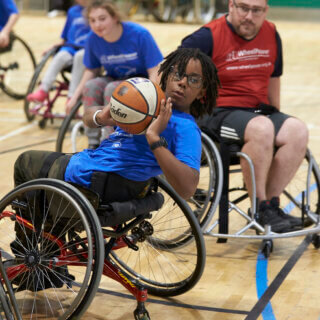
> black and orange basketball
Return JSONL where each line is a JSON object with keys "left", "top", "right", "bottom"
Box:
{"left": 110, "top": 77, "right": 165, "bottom": 135}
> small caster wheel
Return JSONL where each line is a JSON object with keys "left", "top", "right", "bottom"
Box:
{"left": 134, "top": 302, "right": 150, "bottom": 320}
{"left": 134, "top": 309, "right": 150, "bottom": 320}
{"left": 262, "top": 239, "right": 273, "bottom": 258}
{"left": 312, "top": 234, "right": 320, "bottom": 249}
{"left": 38, "top": 118, "right": 47, "bottom": 129}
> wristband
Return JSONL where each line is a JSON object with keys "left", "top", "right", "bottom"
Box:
{"left": 93, "top": 110, "right": 102, "bottom": 127}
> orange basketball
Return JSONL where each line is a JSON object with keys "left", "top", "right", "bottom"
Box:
{"left": 110, "top": 77, "right": 165, "bottom": 135}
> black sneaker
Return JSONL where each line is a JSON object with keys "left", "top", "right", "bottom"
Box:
{"left": 256, "top": 200, "right": 292, "bottom": 233}
{"left": 270, "top": 197, "right": 303, "bottom": 228}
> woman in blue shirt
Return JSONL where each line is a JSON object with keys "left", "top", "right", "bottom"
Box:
{"left": 66, "top": 0, "right": 163, "bottom": 149}
{"left": 27, "top": 0, "right": 90, "bottom": 105}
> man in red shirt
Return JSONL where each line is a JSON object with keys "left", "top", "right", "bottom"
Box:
{"left": 181, "top": 0, "right": 308, "bottom": 233}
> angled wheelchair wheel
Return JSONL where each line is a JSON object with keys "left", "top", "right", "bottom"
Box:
{"left": 281, "top": 149, "right": 320, "bottom": 222}
{"left": 0, "top": 33, "right": 36, "bottom": 100}
{"left": 56, "top": 100, "right": 85, "bottom": 152}
{"left": 0, "top": 179, "right": 104, "bottom": 319}
{"left": 109, "top": 177, "right": 206, "bottom": 297}
{"left": 188, "top": 132, "right": 223, "bottom": 230}
{"left": 149, "top": 0, "right": 177, "bottom": 22}
{"left": 199, "top": 0, "right": 215, "bottom": 23}
{"left": 24, "top": 46, "right": 70, "bottom": 123}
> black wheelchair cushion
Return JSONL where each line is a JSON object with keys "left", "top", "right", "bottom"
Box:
{"left": 97, "top": 192, "right": 164, "bottom": 227}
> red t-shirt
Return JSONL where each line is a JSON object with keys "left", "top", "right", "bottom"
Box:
{"left": 205, "top": 17, "right": 278, "bottom": 108}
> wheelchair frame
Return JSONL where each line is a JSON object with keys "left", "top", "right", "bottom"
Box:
{"left": 0, "top": 32, "right": 36, "bottom": 100}
{"left": 24, "top": 46, "right": 82, "bottom": 129}
{"left": 194, "top": 132, "right": 320, "bottom": 257}
{"left": 0, "top": 177, "right": 205, "bottom": 319}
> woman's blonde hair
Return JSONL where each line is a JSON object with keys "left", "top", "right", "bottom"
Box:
{"left": 85, "top": 0, "right": 124, "bottom": 22}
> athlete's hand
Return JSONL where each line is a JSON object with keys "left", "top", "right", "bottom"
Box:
{"left": 146, "top": 97, "right": 172, "bottom": 144}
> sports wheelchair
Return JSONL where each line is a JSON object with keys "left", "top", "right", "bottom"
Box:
{"left": 0, "top": 177, "right": 205, "bottom": 319}
{"left": 0, "top": 32, "right": 36, "bottom": 99}
{"left": 24, "top": 46, "right": 82, "bottom": 129}
{"left": 188, "top": 132, "right": 320, "bottom": 258}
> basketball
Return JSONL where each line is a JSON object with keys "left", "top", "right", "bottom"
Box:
{"left": 110, "top": 77, "right": 165, "bottom": 135}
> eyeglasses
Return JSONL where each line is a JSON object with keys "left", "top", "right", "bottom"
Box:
{"left": 169, "top": 66, "right": 203, "bottom": 89}
{"left": 233, "top": 0, "right": 266, "bottom": 17}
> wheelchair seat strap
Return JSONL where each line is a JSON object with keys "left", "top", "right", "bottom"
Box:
{"left": 38, "top": 152, "right": 66, "bottom": 178}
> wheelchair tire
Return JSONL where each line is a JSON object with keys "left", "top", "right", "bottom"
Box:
{"left": 109, "top": 176, "right": 206, "bottom": 297}
{"left": 0, "top": 280, "right": 14, "bottom": 320}
{"left": 56, "top": 100, "right": 84, "bottom": 152}
{"left": 281, "top": 149, "right": 320, "bottom": 220}
{"left": 188, "top": 132, "right": 223, "bottom": 231}
{"left": 0, "top": 33, "right": 36, "bottom": 100}
{"left": 0, "top": 179, "right": 104, "bottom": 319}
{"left": 23, "top": 46, "right": 59, "bottom": 122}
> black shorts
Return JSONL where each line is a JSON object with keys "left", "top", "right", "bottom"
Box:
{"left": 197, "top": 106, "right": 291, "bottom": 146}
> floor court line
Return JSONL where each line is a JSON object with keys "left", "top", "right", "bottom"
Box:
{"left": 0, "top": 122, "right": 36, "bottom": 142}
{"left": 94, "top": 287, "right": 250, "bottom": 316}
{"left": 249, "top": 236, "right": 311, "bottom": 319}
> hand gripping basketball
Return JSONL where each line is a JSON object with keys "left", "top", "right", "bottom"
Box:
{"left": 110, "top": 77, "right": 166, "bottom": 135}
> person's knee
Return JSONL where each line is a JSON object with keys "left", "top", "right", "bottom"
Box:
{"left": 73, "top": 49, "right": 84, "bottom": 65}
{"left": 104, "top": 81, "right": 120, "bottom": 103}
{"left": 278, "top": 118, "right": 309, "bottom": 148}
{"left": 245, "top": 116, "right": 274, "bottom": 146}
{"left": 14, "top": 151, "right": 31, "bottom": 186}
{"left": 83, "top": 78, "right": 106, "bottom": 108}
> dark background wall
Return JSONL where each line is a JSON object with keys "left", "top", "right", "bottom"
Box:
{"left": 269, "top": 0, "right": 320, "bottom": 8}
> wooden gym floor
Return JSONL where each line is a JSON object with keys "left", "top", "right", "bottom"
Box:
{"left": 1, "top": 12, "right": 320, "bottom": 320}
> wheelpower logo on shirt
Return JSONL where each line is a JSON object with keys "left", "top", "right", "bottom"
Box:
{"left": 225, "top": 48, "right": 271, "bottom": 71}
{"left": 100, "top": 52, "right": 138, "bottom": 64}
{"left": 226, "top": 48, "right": 270, "bottom": 62}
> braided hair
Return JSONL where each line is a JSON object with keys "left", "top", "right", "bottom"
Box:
{"left": 158, "top": 47, "right": 220, "bottom": 119}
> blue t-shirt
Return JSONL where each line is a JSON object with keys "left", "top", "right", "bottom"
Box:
{"left": 0, "top": 0, "right": 18, "bottom": 31}
{"left": 60, "top": 5, "right": 90, "bottom": 56}
{"left": 64, "top": 109, "right": 202, "bottom": 187}
{"left": 83, "top": 21, "right": 163, "bottom": 79}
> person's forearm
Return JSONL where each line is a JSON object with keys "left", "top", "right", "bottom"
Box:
{"left": 150, "top": 146, "right": 199, "bottom": 199}
{"left": 2, "top": 13, "right": 19, "bottom": 35}
{"left": 147, "top": 64, "right": 161, "bottom": 84}
{"left": 83, "top": 106, "right": 116, "bottom": 128}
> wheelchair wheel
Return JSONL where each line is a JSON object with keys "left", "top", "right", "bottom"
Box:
{"left": 0, "top": 280, "right": 14, "bottom": 320}
{"left": 0, "top": 179, "right": 104, "bottom": 319}
{"left": 199, "top": 0, "right": 215, "bottom": 23}
{"left": 24, "top": 46, "right": 69, "bottom": 123}
{"left": 56, "top": 100, "right": 85, "bottom": 152}
{"left": 281, "top": 149, "right": 320, "bottom": 221}
{"left": 188, "top": 132, "right": 223, "bottom": 230}
{"left": 0, "top": 33, "right": 36, "bottom": 100}
{"left": 109, "top": 177, "right": 206, "bottom": 297}
{"left": 149, "top": 0, "right": 177, "bottom": 22}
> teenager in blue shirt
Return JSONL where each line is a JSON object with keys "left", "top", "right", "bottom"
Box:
{"left": 14, "top": 47, "right": 220, "bottom": 201}
{"left": 0, "top": 0, "right": 19, "bottom": 48}
{"left": 27, "top": 0, "right": 90, "bottom": 105}
{"left": 66, "top": 0, "right": 164, "bottom": 149}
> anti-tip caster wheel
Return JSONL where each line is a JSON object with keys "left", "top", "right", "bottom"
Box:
{"left": 262, "top": 239, "right": 273, "bottom": 258}
{"left": 38, "top": 118, "right": 47, "bottom": 129}
{"left": 312, "top": 234, "right": 320, "bottom": 249}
